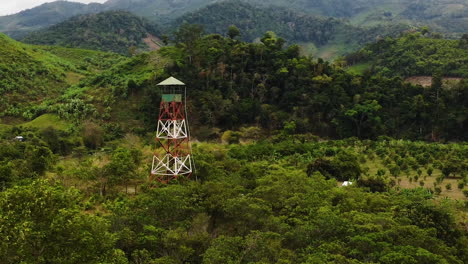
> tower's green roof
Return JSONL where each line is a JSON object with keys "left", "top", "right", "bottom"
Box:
{"left": 157, "top": 76, "right": 185, "bottom": 86}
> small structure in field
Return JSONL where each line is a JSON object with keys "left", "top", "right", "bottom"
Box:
{"left": 342, "top": 181, "right": 353, "bottom": 187}
{"left": 14, "top": 136, "right": 24, "bottom": 141}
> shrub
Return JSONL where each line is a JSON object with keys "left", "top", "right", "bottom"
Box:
{"left": 357, "top": 175, "right": 388, "bottom": 192}
{"left": 82, "top": 122, "right": 104, "bottom": 149}
{"left": 306, "top": 152, "right": 361, "bottom": 181}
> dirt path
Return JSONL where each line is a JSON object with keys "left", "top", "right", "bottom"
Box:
{"left": 143, "top": 34, "right": 162, "bottom": 51}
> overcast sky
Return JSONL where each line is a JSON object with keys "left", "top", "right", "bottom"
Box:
{"left": 0, "top": 0, "right": 107, "bottom": 16}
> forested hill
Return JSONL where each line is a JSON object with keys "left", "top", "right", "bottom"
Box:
{"left": 172, "top": 1, "right": 409, "bottom": 53}
{"left": 173, "top": 1, "right": 346, "bottom": 44}
{"left": 1, "top": 0, "right": 466, "bottom": 39}
{"left": 104, "top": 0, "right": 212, "bottom": 21}
{"left": 253, "top": 0, "right": 468, "bottom": 34}
{"left": 6, "top": 28, "right": 464, "bottom": 141}
{"left": 21, "top": 11, "right": 162, "bottom": 55}
{"left": 0, "top": 1, "right": 104, "bottom": 39}
{"left": 346, "top": 33, "right": 468, "bottom": 77}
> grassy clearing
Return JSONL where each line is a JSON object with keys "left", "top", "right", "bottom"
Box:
{"left": 349, "top": 4, "right": 406, "bottom": 26}
{"left": 0, "top": 123, "right": 11, "bottom": 133}
{"left": 315, "top": 41, "right": 360, "bottom": 60}
{"left": 346, "top": 63, "right": 371, "bottom": 74}
{"left": 22, "top": 114, "right": 70, "bottom": 131}
{"left": 66, "top": 72, "right": 84, "bottom": 85}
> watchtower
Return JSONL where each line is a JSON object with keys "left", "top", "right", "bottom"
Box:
{"left": 150, "top": 77, "right": 193, "bottom": 183}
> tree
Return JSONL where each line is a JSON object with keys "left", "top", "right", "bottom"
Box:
{"left": 344, "top": 100, "right": 383, "bottom": 138}
{"left": 203, "top": 236, "right": 244, "bottom": 264}
{"left": 0, "top": 163, "right": 14, "bottom": 189}
{"left": 104, "top": 147, "right": 137, "bottom": 194}
{"left": 445, "top": 183, "right": 451, "bottom": 191}
{"left": 174, "top": 23, "right": 204, "bottom": 64}
{"left": 161, "top": 34, "right": 169, "bottom": 45}
{"left": 358, "top": 175, "right": 388, "bottom": 192}
{"left": 25, "top": 145, "right": 54, "bottom": 176}
{"left": 463, "top": 189, "right": 468, "bottom": 198}
{"left": 227, "top": 25, "right": 240, "bottom": 39}
{"left": 82, "top": 121, "right": 104, "bottom": 149}
{"left": 307, "top": 151, "right": 362, "bottom": 181}
{"left": 0, "top": 180, "right": 126, "bottom": 263}
{"left": 221, "top": 130, "right": 241, "bottom": 144}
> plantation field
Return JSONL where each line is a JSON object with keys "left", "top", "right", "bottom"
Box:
{"left": 363, "top": 158, "right": 465, "bottom": 200}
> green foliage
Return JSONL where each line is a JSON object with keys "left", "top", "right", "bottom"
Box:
{"left": 105, "top": 147, "right": 138, "bottom": 187}
{"left": 0, "top": 10, "right": 467, "bottom": 263}
{"left": 0, "top": 132, "right": 467, "bottom": 263}
{"left": 0, "top": 130, "right": 56, "bottom": 183}
{"left": 347, "top": 33, "right": 468, "bottom": 77}
{"left": 173, "top": 1, "right": 409, "bottom": 52}
{"left": 82, "top": 121, "right": 104, "bottom": 149}
{"left": 221, "top": 130, "right": 241, "bottom": 144}
{"left": 0, "top": 33, "right": 69, "bottom": 115}
{"left": 0, "top": 180, "right": 126, "bottom": 263}
{"left": 307, "top": 151, "right": 362, "bottom": 181}
{"left": 0, "top": 32, "right": 125, "bottom": 118}
{"left": 2, "top": 0, "right": 466, "bottom": 44}
{"left": 158, "top": 30, "right": 467, "bottom": 140}
{"left": 22, "top": 11, "right": 161, "bottom": 55}
{"left": 3, "top": 29, "right": 467, "bottom": 141}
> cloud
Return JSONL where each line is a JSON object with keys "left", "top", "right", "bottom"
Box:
{"left": 0, "top": 0, "right": 107, "bottom": 16}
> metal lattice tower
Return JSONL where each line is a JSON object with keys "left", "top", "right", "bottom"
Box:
{"left": 150, "top": 77, "right": 193, "bottom": 183}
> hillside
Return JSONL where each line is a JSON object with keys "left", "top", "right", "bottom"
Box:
{"left": 173, "top": 1, "right": 410, "bottom": 58}
{"left": 104, "top": 0, "right": 213, "bottom": 22}
{"left": 0, "top": 33, "right": 126, "bottom": 121}
{"left": 346, "top": 32, "right": 468, "bottom": 77}
{"left": 0, "top": 1, "right": 104, "bottom": 39}
{"left": 13, "top": 30, "right": 462, "bottom": 141}
{"left": 1, "top": 0, "right": 466, "bottom": 40}
{"left": 253, "top": 0, "right": 467, "bottom": 35}
{"left": 21, "top": 11, "right": 162, "bottom": 55}
{"left": 173, "top": 1, "right": 347, "bottom": 44}
{"left": 2, "top": 30, "right": 467, "bottom": 140}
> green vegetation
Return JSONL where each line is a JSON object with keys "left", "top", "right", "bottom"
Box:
{"left": 0, "top": 123, "right": 467, "bottom": 263}
{"left": 0, "top": 32, "right": 126, "bottom": 120}
{"left": 0, "top": 22, "right": 467, "bottom": 263}
{"left": 172, "top": 1, "right": 411, "bottom": 58}
{"left": 174, "top": 1, "right": 347, "bottom": 44}
{"left": 1, "top": 0, "right": 466, "bottom": 39}
{"left": 22, "top": 114, "right": 70, "bottom": 131}
{"left": 6, "top": 27, "right": 465, "bottom": 141}
{"left": 22, "top": 11, "right": 161, "bottom": 55}
{"left": 0, "top": 32, "right": 73, "bottom": 116}
{"left": 346, "top": 32, "right": 468, "bottom": 77}
{"left": 346, "top": 62, "right": 371, "bottom": 75}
